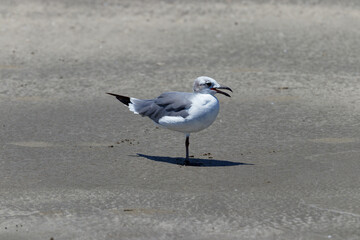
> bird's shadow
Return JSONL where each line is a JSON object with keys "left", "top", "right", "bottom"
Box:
{"left": 134, "top": 153, "right": 254, "bottom": 167}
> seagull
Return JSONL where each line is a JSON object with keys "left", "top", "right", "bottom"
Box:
{"left": 107, "top": 76, "right": 232, "bottom": 165}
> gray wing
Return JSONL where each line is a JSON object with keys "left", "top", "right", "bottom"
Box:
{"left": 131, "top": 92, "right": 193, "bottom": 123}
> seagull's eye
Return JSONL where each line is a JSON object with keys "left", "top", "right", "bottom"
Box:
{"left": 206, "top": 82, "right": 212, "bottom": 87}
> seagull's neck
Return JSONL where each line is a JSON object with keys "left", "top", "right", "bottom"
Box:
{"left": 193, "top": 91, "right": 216, "bottom": 97}
{"left": 192, "top": 92, "right": 219, "bottom": 104}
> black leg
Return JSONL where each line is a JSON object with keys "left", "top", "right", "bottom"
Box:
{"left": 184, "top": 134, "right": 190, "bottom": 165}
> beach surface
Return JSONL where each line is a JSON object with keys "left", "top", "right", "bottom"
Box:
{"left": 1, "top": 0, "right": 360, "bottom": 239}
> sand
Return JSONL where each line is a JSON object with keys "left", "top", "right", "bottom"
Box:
{"left": 1, "top": 0, "right": 360, "bottom": 239}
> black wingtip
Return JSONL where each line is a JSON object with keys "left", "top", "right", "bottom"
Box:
{"left": 107, "top": 92, "right": 131, "bottom": 106}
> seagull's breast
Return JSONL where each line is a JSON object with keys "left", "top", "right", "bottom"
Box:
{"left": 158, "top": 93, "right": 219, "bottom": 133}
{"left": 186, "top": 94, "right": 219, "bottom": 131}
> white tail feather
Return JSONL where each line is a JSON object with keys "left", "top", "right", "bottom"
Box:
{"left": 128, "top": 98, "right": 139, "bottom": 114}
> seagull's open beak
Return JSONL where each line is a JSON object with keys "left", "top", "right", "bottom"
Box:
{"left": 211, "top": 85, "right": 233, "bottom": 97}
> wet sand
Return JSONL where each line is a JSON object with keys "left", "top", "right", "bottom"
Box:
{"left": 1, "top": 1, "right": 360, "bottom": 239}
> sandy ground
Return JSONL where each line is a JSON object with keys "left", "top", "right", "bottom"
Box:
{"left": 1, "top": 0, "right": 360, "bottom": 239}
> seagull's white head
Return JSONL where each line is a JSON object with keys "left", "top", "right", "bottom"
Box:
{"left": 193, "top": 76, "right": 232, "bottom": 97}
